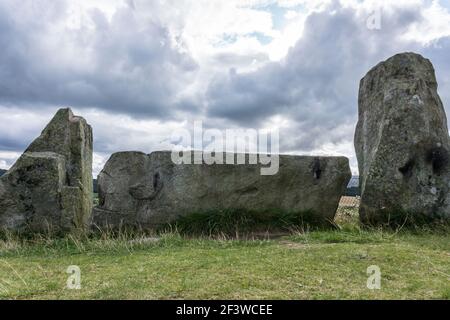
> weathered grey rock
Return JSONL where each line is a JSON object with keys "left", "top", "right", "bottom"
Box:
{"left": 93, "top": 151, "right": 351, "bottom": 229}
{"left": 0, "top": 108, "right": 93, "bottom": 233}
{"left": 355, "top": 52, "right": 450, "bottom": 225}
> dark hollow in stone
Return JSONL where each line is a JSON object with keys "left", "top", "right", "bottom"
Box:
{"left": 399, "top": 159, "right": 415, "bottom": 178}
{"left": 426, "top": 146, "right": 449, "bottom": 175}
{"left": 312, "top": 158, "right": 322, "bottom": 180}
{"left": 153, "top": 172, "right": 161, "bottom": 190}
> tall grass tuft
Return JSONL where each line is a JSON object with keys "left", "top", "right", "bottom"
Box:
{"left": 163, "top": 208, "right": 335, "bottom": 236}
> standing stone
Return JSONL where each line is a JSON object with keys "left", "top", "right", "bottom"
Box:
{"left": 93, "top": 151, "right": 351, "bottom": 229}
{"left": 355, "top": 52, "right": 450, "bottom": 225}
{"left": 0, "top": 108, "right": 93, "bottom": 233}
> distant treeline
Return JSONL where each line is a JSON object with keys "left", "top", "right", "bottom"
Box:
{"left": 346, "top": 176, "right": 360, "bottom": 196}
{"left": 345, "top": 186, "right": 360, "bottom": 197}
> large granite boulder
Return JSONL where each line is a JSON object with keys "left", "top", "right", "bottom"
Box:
{"left": 0, "top": 108, "right": 93, "bottom": 233}
{"left": 355, "top": 52, "right": 450, "bottom": 225}
{"left": 93, "top": 151, "right": 351, "bottom": 229}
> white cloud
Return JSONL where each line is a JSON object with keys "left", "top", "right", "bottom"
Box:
{"left": 403, "top": 0, "right": 450, "bottom": 43}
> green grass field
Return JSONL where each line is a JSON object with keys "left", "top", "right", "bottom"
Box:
{"left": 0, "top": 207, "right": 449, "bottom": 300}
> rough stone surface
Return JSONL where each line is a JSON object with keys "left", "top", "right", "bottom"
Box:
{"left": 93, "top": 151, "right": 351, "bottom": 229}
{"left": 355, "top": 52, "right": 450, "bottom": 224}
{"left": 0, "top": 108, "right": 93, "bottom": 233}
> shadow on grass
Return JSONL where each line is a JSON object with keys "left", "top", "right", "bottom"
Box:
{"left": 161, "top": 208, "right": 337, "bottom": 237}
{"left": 360, "top": 206, "right": 450, "bottom": 232}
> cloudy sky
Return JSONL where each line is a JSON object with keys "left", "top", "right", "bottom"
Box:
{"left": 1, "top": 0, "right": 450, "bottom": 175}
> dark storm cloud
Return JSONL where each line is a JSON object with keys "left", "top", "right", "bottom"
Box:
{"left": 0, "top": 137, "right": 28, "bottom": 151}
{"left": 0, "top": 0, "right": 198, "bottom": 119}
{"left": 205, "top": 5, "right": 440, "bottom": 152}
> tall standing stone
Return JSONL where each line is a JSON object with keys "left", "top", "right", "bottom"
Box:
{"left": 355, "top": 52, "right": 450, "bottom": 225}
{"left": 0, "top": 108, "right": 93, "bottom": 233}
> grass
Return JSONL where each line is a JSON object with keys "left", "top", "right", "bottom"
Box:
{"left": 168, "top": 208, "right": 331, "bottom": 235}
{"left": 0, "top": 206, "right": 449, "bottom": 300}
